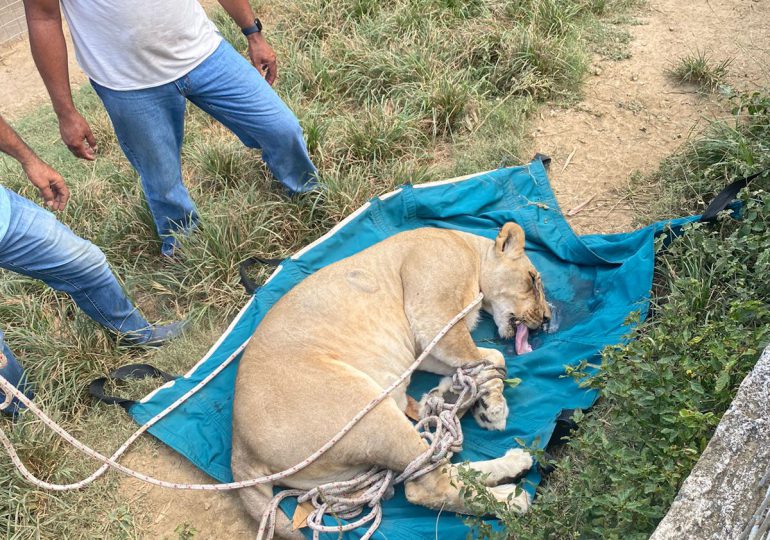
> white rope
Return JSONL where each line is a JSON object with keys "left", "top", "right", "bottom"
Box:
{"left": 257, "top": 362, "right": 505, "bottom": 539}
{"left": 0, "top": 294, "right": 488, "bottom": 537}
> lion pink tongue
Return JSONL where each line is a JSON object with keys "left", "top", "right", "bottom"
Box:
{"left": 515, "top": 323, "right": 532, "bottom": 355}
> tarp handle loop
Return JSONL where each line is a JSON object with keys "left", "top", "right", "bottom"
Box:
{"left": 699, "top": 168, "right": 770, "bottom": 222}
{"left": 239, "top": 257, "right": 282, "bottom": 295}
{"left": 89, "top": 364, "right": 177, "bottom": 410}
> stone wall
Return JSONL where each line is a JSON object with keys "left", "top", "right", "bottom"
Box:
{"left": 651, "top": 346, "right": 770, "bottom": 539}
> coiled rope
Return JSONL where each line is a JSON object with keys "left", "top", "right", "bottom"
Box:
{"left": 258, "top": 362, "right": 505, "bottom": 539}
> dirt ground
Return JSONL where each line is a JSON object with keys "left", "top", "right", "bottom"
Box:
{"left": 528, "top": 0, "right": 770, "bottom": 235}
{"left": 1, "top": 0, "right": 769, "bottom": 538}
{"left": 0, "top": 27, "right": 86, "bottom": 120}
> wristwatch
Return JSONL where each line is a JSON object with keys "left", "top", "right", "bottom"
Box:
{"left": 241, "top": 18, "right": 263, "bottom": 37}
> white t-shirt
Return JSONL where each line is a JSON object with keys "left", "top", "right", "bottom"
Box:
{"left": 60, "top": 0, "right": 222, "bottom": 91}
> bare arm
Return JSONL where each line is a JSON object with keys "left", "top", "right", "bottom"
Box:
{"left": 23, "top": 0, "right": 97, "bottom": 160}
{"left": 216, "top": 0, "right": 278, "bottom": 85}
{"left": 0, "top": 115, "right": 70, "bottom": 210}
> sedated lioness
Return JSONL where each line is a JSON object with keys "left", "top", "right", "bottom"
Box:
{"left": 232, "top": 222, "right": 551, "bottom": 538}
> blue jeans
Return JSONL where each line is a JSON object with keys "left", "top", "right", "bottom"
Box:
{"left": 0, "top": 329, "right": 33, "bottom": 415}
{"left": 91, "top": 39, "right": 318, "bottom": 256}
{"left": 0, "top": 188, "right": 152, "bottom": 339}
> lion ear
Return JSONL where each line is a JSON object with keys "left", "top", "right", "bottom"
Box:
{"left": 495, "top": 222, "right": 525, "bottom": 259}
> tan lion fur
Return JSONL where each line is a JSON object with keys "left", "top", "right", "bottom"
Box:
{"left": 232, "top": 223, "right": 550, "bottom": 538}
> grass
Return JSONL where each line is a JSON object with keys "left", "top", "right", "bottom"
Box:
{"left": 630, "top": 91, "right": 770, "bottom": 223}
{"left": 461, "top": 92, "right": 770, "bottom": 539}
{"left": 0, "top": 0, "right": 674, "bottom": 537}
{"left": 667, "top": 49, "right": 733, "bottom": 92}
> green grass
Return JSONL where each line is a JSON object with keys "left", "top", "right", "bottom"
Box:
{"left": 461, "top": 92, "right": 770, "bottom": 539}
{"left": 667, "top": 49, "right": 733, "bottom": 92}
{"left": 630, "top": 91, "right": 770, "bottom": 223}
{"left": 0, "top": 0, "right": 646, "bottom": 537}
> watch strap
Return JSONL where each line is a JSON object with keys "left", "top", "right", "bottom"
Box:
{"left": 241, "top": 18, "right": 262, "bottom": 36}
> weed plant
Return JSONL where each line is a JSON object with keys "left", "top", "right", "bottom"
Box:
{"left": 667, "top": 49, "right": 732, "bottom": 92}
{"left": 632, "top": 91, "right": 770, "bottom": 223}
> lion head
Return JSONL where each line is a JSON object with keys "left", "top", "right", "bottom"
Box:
{"left": 480, "top": 222, "right": 551, "bottom": 341}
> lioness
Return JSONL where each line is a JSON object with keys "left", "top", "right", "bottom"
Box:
{"left": 232, "top": 222, "right": 551, "bottom": 538}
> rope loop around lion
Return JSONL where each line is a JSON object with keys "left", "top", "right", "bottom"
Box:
{"left": 0, "top": 293, "right": 500, "bottom": 540}
{"left": 257, "top": 361, "right": 506, "bottom": 540}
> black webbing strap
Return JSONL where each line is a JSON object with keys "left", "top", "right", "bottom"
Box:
{"left": 533, "top": 152, "right": 552, "bottom": 170}
{"left": 700, "top": 168, "right": 770, "bottom": 222}
{"left": 89, "top": 363, "right": 177, "bottom": 410}
{"left": 239, "top": 256, "right": 282, "bottom": 295}
{"left": 537, "top": 408, "right": 583, "bottom": 477}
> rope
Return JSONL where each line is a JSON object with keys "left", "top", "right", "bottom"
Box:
{"left": 0, "top": 293, "right": 492, "bottom": 538}
{"left": 257, "top": 362, "right": 505, "bottom": 539}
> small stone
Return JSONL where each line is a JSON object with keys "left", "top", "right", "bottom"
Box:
{"left": 631, "top": 73, "right": 639, "bottom": 82}
{"left": 669, "top": 26, "right": 675, "bottom": 31}
{"left": 593, "top": 66, "right": 603, "bottom": 76}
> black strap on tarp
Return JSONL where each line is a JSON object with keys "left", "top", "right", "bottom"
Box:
{"left": 239, "top": 256, "right": 282, "bottom": 295}
{"left": 537, "top": 408, "right": 583, "bottom": 477}
{"left": 89, "top": 363, "right": 177, "bottom": 410}
{"left": 699, "top": 168, "right": 769, "bottom": 222}
{"left": 533, "top": 152, "right": 552, "bottom": 170}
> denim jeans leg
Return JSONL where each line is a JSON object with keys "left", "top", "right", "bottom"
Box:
{"left": 91, "top": 80, "right": 197, "bottom": 255}
{"left": 0, "top": 189, "right": 151, "bottom": 339}
{"left": 0, "top": 329, "right": 34, "bottom": 414}
{"left": 184, "top": 41, "right": 318, "bottom": 193}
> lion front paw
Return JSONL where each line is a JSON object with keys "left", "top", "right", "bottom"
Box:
{"left": 472, "top": 385, "right": 509, "bottom": 431}
{"left": 488, "top": 483, "right": 531, "bottom": 513}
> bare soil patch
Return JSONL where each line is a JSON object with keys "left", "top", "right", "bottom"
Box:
{"left": 529, "top": 0, "right": 770, "bottom": 235}
{"left": 0, "top": 26, "right": 85, "bottom": 120}
{"left": 119, "top": 444, "right": 253, "bottom": 539}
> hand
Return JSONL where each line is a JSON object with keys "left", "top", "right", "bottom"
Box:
{"left": 22, "top": 158, "right": 70, "bottom": 211}
{"left": 247, "top": 34, "right": 278, "bottom": 85}
{"left": 59, "top": 111, "right": 97, "bottom": 160}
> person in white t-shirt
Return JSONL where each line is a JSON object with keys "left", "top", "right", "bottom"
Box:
{"left": 24, "top": 0, "right": 319, "bottom": 257}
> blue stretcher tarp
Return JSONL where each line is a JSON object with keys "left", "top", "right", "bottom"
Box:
{"left": 128, "top": 158, "right": 696, "bottom": 538}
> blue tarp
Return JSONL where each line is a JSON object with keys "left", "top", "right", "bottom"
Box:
{"left": 128, "top": 158, "right": 696, "bottom": 538}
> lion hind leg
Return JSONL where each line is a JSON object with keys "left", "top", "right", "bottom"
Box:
{"left": 464, "top": 448, "right": 532, "bottom": 486}
{"left": 231, "top": 445, "right": 304, "bottom": 540}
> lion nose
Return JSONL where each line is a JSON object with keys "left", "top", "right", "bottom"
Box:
{"left": 541, "top": 315, "right": 550, "bottom": 329}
